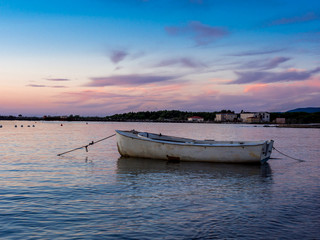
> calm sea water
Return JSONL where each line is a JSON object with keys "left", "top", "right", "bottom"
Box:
{"left": 0, "top": 121, "right": 319, "bottom": 239}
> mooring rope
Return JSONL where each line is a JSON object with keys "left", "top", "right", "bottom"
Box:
{"left": 272, "top": 146, "right": 305, "bottom": 162}
{"left": 57, "top": 133, "right": 116, "bottom": 156}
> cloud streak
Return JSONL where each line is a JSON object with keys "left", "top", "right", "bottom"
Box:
{"left": 231, "top": 48, "right": 285, "bottom": 57}
{"left": 230, "top": 67, "right": 320, "bottom": 84}
{"left": 155, "top": 57, "right": 206, "bottom": 69}
{"left": 87, "top": 74, "right": 177, "bottom": 87}
{"left": 240, "top": 57, "right": 291, "bottom": 70}
{"left": 46, "top": 78, "right": 70, "bottom": 82}
{"left": 27, "top": 84, "right": 67, "bottom": 88}
{"left": 27, "top": 84, "right": 46, "bottom": 88}
{"left": 51, "top": 85, "right": 67, "bottom": 88}
{"left": 165, "top": 21, "right": 229, "bottom": 45}
{"left": 267, "top": 12, "right": 320, "bottom": 26}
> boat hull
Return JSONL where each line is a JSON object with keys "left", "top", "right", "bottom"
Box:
{"left": 116, "top": 130, "right": 273, "bottom": 164}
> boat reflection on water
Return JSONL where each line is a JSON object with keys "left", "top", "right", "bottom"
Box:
{"left": 116, "top": 157, "right": 272, "bottom": 180}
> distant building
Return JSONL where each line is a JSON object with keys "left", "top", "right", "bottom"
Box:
{"left": 245, "top": 116, "right": 261, "bottom": 123}
{"left": 240, "top": 112, "right": 270, "bottom": 123}
{"left": 215, "top": 113, "right": 237, "bottom": 122}
{"left": 240, "top": 113, "right": 256, "bottom": 122}
{"left": 187, "top": 116, "right": 204, "bottom": 122}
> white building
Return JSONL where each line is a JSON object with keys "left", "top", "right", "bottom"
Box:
{"left": 215, "top": 113, "right": 237, "bottom": 122}
{"left": 240, "top": 112, "right": 270, "bottom": 123}
{"left": 187, "top": 116, "right": 204, "bottom": 122}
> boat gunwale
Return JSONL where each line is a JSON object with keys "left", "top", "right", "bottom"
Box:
{"left": 116, "top": 130, "right": 267, "bottom": 147}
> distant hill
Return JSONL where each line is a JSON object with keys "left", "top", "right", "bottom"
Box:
{"left": 287, "top": 107, "right": 320, "bottom": 113}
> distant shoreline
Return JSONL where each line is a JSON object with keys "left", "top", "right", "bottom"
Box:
{"left": 1, "top": 109, "right": 320, "bottom": 127}
{"left": 1, "top": 119, "right": 320, "bottom": 128}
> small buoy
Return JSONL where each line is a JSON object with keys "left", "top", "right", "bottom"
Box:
{"left": 15, "top": 125, "right": 17, "bottom": 127}
{"left": 28, "top": 125, "right": 30, "bottom": 127}
{"left": 21, "top": 125, "right": 23, "bottom": 127}
{"left": 32, "top": 125, "right": 35, "bottom": 127}
{"left": 61, "top": 124, "right": 63, "bottom": 126}
{"left": 0, "top": 125, "right": 2, "bottom": 128}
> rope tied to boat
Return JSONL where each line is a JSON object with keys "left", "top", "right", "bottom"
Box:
{"left": 57, "top": 133, "right": 116, "bottom": 156}
{"left": 272, "top": 146, "right": 305, "bottom": 162}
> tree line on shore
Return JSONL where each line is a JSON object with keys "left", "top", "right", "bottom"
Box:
{"left": 107, "top": 110, "right": 320, "bottom": 123}
{"left": 270, "top": 111, "right": 320, "bottom": 124}
{"left": 1, "top": 109, "right": 320, "bottom": 123}
{"left": 107, "top": 110, "right": 220, "bottom": 121}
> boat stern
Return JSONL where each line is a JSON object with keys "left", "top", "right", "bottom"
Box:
{"left": 261, "top": 140, "right": 274, "bottom": 163}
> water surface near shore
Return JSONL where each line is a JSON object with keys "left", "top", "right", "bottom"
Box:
{"left": 0, "top": 121, "right": 319, "bottom": 239}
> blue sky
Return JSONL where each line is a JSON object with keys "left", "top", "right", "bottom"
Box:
{"left": 0, "top": 0, "right": 320, "bottom": 116}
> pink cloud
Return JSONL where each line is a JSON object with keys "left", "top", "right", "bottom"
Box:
{"left": 52, "top": 89, "right": 143, "bottom": 114}
{"left": 52, "top": 82, "right": 193, "bottom": 114}
{"left": 244, "top": 83, "right": 268, "bottom": 93}
{"left": 240, "top": 78, "right": 320, "bottom": 111}
{"left": 56, "top": 90, "right": 125, "bottom": 102}
{"left": 146, "top": 83, "right": 186, "bottom": 93}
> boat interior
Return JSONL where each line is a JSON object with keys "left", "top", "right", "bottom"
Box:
{"left": 133, "top": 131, "right": 253, "bottom": 145}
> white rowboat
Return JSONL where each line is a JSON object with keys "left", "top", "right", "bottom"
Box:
{"left": 116, "top": 130, "right": 274, "bottom": 164}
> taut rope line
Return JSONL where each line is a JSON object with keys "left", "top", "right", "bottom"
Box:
{"left": 57, "top": 133, "right": 116, "bottom": 156}
{"left": 272, "top": 146, "right": 305, "bottom": 162}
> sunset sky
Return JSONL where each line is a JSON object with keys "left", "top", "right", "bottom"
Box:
{"left": 1, "top": 0, "right": 320, "bottom": 116}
